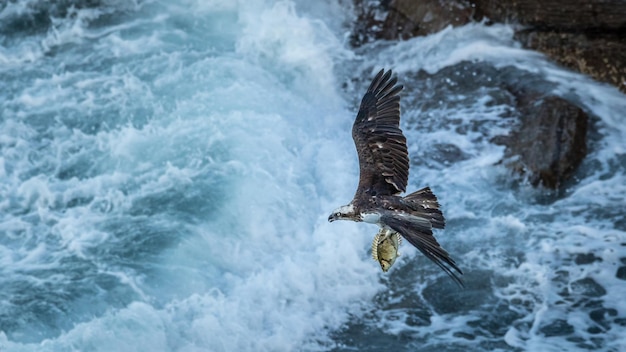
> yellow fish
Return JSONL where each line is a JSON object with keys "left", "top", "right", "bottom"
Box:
{"left": 371, "top": 228, "right": 401, "bottom": 272}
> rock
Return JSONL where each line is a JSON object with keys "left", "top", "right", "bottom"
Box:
{"left": 539, "top": 319, "right": 575, "bottom": 337}
{"left": 384, "top": 0, "right": 472, "bottom": 38}
{"left": 570, "top": 277, "right": 607, "bottom": 297}
{"left": 574, "top": 253, "right": 602, "bottom": 265}
{"left": 350, "top": 0, "right": 387, "bottom": 47}
{"left": 616, "top": 266, "right": 626, "bottom": 280}
{"left": 470, "top": 0, "right": 626, "bottom": 30}
{"left": 470, "top": 0, "right": 626, "bottom": 93}
{"left": 351, "top": 0, "right": 626, "bottom": 92}
{"left": 498, "top": 92, "right": 588, "bottom": 188}
{"left": 515, "top": 31, "right": 626, "bottom": 93}
{"left": 589, "top": 308, "right": 618, "bottom": 329}
{"left": 350, "top": 0, "right": 473, "bottom": 46}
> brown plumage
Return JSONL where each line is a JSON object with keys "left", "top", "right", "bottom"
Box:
{"left": 329, "top": 69, "right": 464, "bottom": 287}
{"left": 353, "top": 69, "right": 408, "bottom": 197}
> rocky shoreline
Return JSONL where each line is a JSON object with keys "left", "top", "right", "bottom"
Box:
{"left": 351, "top": 0, "right": 625, "bottom": 189}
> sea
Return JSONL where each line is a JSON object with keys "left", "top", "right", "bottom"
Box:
{"left": 1, "top": 1, "right": 625, "bottom": 351}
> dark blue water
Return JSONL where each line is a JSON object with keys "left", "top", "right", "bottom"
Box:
{"left": 1, "top": 1, "right": 625, "bottom": 351}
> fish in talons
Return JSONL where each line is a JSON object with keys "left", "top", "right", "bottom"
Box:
{"left": 372, "top": 228, "right": 402, "bottom": 272}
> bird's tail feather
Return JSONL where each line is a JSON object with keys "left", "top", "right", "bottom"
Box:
{"left": 382, "top": 215, "right": 464, "bottom": 287}
{"left": 402, "top": 187, "right": 445, "bottom": 229}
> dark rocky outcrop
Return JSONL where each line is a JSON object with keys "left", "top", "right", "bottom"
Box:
{"left": 351, "top": 0, "right": 473, "bottom": 46}
{"left": 495, "top": 93, "right": 588, "bottom": 188}
{"left": 350, "top": 0, "right": 626, "bottom": 189}
{"left": 514, "top": 30, "right": 626, "bottom": 93}
{"left": 352, "top": 0, "right": 626, "bottom": 93}
{"left": 471, "top": 0, "right": 626, "bottom": 93}
{"left": 470, "top": 0, "right": 626, "bottom": 29}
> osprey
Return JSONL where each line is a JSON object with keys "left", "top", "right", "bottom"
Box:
{"left": 328, "top": 69, "right": 464, "bottom": 287}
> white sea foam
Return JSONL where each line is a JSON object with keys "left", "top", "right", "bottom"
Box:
{"left": 1, "top": 0, "right": 381, "bottom": 350}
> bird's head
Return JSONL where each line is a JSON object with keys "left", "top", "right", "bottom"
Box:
{"left": 328, "top": 204, "right": 358, "bottom": 222}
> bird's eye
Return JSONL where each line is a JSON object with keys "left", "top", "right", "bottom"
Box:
{"left": 335, "top": 212, "right": 341, "bottom": 217}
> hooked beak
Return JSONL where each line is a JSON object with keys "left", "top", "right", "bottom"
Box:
{"left": 328, "top": 214, "right": 336, "bottom": 222}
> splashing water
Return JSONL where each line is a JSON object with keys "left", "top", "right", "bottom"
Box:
{"left": 1, "top": 1, "right": 625, "bottom": 351}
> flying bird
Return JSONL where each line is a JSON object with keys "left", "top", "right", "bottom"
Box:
{"left": 328, "top": 69, "right": 464, "bottom": 287}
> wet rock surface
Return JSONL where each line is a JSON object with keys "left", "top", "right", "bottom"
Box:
{"left": 574, "top": 253, "right": 602, "bottom": 265}
{"left": 616, "top": 266, "right": 626, "bottom": 280}
{"left": 570, "top": 277, "right": 607, "bottom": 297}
{"left": 472, "top": 0, "right": 626, "bottom": 93}
{"left": 514, "top": 30, "right": 626, "bottom": 93}
{"left": 497, "top": 92, "right": 589, "bottom": 188}
{"left": 540, "top": 319, "right": 575, "bottom": 337}
{"left": 350, "top": 0, "right": 473, "bottom": 46}
{"left": 351, "top": 0, "right": 626, "bottom": 92}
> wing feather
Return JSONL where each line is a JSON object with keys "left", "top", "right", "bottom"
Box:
{"left": 352, "top": 69, "right": 408, "bottom": 197}
{"left": 382, "top": 215, "right": 464, "bottom": 287}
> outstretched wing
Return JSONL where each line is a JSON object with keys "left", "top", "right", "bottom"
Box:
{"left": 381, "top": 215, "right": 464, "bottom": 287}
{"left": 352, "top": 69, "right": 408, "bottom": 197}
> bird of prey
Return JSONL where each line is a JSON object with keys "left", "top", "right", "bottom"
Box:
{"left": 328, "top": 69, "right": 464, "bottom": 287}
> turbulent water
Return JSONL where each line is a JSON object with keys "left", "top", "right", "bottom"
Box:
{"left": 1, "top": 1, "right": 625, "bottom": 351}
